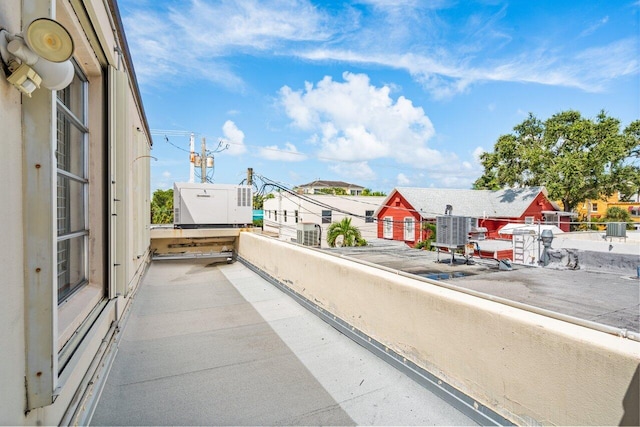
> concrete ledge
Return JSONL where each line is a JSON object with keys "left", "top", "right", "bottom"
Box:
{"left": 237, "top": 232, "right": 640, "bottom": 426}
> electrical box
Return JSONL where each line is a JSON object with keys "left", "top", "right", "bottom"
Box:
{"left": 173, "top": 182, "right": 252, "bottom": 228}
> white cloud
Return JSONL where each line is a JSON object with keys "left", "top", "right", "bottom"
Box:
{"left": 328, "top": 161, "right": 376, "bottom": 181}
{"left": 221, "top": 120, "right": 247, "bottom": 155}
{"left": 280, "top": 72, "right": 445, "bottom": 167}
{"left": 162, "top": 171, "right": 172, "bottom": 178}
{"left": 472, "top": 146, "right": 485, "bottom": 163}
{"left": 123, "top": 0, "right": 333, "bottom": 88}
{"left": 397, "top": 173, "right": 411, "bottom": 185}
{"left": 260, "top": 142, "right": 306, "bottom": 161}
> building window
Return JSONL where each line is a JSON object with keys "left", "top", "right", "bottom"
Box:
{"left": 274, "top": 210, "right": 277, "bottom": 221}
{"left": 283, "top": 210, "right": 287, "bottom": 222}
{"left": 404, "top": 217, "right": 415, "bottom": 241}
{"left": 591, "top": 203, "right": 598, "bottom": 212}
{"left": 383, "top": 217, "right": 393, "bottom": 239}
{"left": 295, "top": 210, "right": 299, "bottom": 223}
{"left": 322, "top": 210, "right": 332, "bottom": 224}
{"left": 630, "top": 207, "right": 640, "bottom": 217}
{"left": 365, "top": 210, "right": 374, "bottom": 223}
{"left": 56, "top": 69, "right": 89, "bottom": 304}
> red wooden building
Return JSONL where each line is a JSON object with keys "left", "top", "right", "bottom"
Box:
{"left": 375, "top": 187, "right": 570, "bottom": 246}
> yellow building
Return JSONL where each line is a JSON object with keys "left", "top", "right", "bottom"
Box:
{"left": 577, "top": 193, "right": 640, "bottom": 228}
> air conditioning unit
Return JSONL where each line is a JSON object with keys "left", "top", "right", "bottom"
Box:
{"left": 435, "top": 215, "right": 473, "bottom": 247}
{"left": 297, "top": 223, "right": 320, "bottom": 247}
{"left": 173, "top": 182, "right": 252, "bottom": 228}
{"left": 606, "top": 222, "right": 627, "bottom": 238}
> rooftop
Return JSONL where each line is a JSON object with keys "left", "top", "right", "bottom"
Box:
{"left": 90, "top": 259, "right": 476, "bottom": 425}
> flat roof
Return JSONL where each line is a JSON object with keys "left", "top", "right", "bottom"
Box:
{"left": 325, "top": 240, "right": 639, "bottom": 334}
{"left": 91, "top": 259, "right": 475, "bottom": 425}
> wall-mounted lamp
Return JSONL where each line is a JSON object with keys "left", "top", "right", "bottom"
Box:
{"left": 0, "top": 18, "right": 75, "bottom": 96}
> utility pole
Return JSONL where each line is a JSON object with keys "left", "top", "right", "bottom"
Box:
{"left": 189, "top": 132, "right": 195, "bottom": 183}
{"left": 201, "top": 137, "right": 207, "bottom": 183}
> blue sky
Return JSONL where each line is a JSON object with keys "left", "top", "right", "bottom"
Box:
{"left": 118, "top": 0, "right": 640, "bottom": 193}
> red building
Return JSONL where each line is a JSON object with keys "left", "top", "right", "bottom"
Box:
{"left": 375, "top": 187, "right": 570, "bottom": 246}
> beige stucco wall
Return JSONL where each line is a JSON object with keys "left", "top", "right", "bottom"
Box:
{"left": 237, "top": 232, "right": 640, "bottom": 425}
{"left": 0, "top": 0, "right": 151, "bottom": 424}
{"left": 0, "top": 2, "right": 27, "bottom": 423}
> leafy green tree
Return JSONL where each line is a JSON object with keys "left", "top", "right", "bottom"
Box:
{"left": 253, "top": 193, "right": 274, "bottom": 210}
{"left": 362, "top": 188, "right": 387, "bottom": 196}
{"left": 600, "top": 206, "right": 633, "bottom": 227}
{"left": 474, "top": 110, "right": 640, "bottom": 212}
{"left": 151, "top": 189, "right": 173, "bottom": 224}
{"left": 326, "top": 217, "right": 364, "bottom": 247}
{"left": 317, "top": 187, "right": 347, "bottom": 195}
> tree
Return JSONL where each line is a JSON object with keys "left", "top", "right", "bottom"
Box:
{"left": 253, "top": 193, "right": 274, "bottom": 210}
{"left": 326, "top": 217, "right": 364, "bottom": 247}
{"left": 474, "top": 110, "right": 640, "bottom": 212}
{"left": 151, "top": 189, "right": 173, "bottom": 224}
{"left": 362, "top": 188, "right": 387, "bottom": 196}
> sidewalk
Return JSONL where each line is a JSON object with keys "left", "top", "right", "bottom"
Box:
{"left": 90, "top": 259, "right": 475, "bottom": 426}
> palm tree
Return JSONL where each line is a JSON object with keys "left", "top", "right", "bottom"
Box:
{"left": 326, "top": 217, "right": 363, "bottom": 247}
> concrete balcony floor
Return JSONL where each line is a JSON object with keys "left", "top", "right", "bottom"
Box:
{"left": 90, "top": 259, "right": 475, "bottom": 426}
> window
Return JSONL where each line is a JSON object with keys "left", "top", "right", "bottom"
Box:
{"left": 591, "top": 203, "right": 598, "bottom": 212}
{"left": 56, "top": 69, "right": 89, "bottom": 304}
{"left": 295, "top": 210, "right": 299, "bottom": 223}
{"left": 630, "top": 207, "right": 640, "bottom": 217}
{"left": 274, "top": 210, "right": 277, "bottom": 221}
{"left": 404, "top": 217, "right": 415, "bottom": 241}
{"left": 322, "top": 210, "right": 332, "bottom": 224}
{"left": 525, "top": 216, "right": 534, "bottom": 225}
{"left": 365, "top": 210, "right": 374, "bottom": 223}
{"left": 283, "top": 210, "right": 287, "bottom": 223}
{"left": 383, "top": 217, "right": 393, "bottom": 239}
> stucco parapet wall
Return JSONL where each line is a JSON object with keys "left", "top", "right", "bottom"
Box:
{"left": 237, "top": 232, "right": 640, "bottom": 426}
{"left": 150, "top": 227, "right": 259, "bottom": 239}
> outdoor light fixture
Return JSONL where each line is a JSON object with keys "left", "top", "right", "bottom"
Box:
{"left": 0, "top": 18, "right": 74, "bottom": 96}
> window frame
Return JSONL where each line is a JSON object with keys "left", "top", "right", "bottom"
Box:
{"left": 365, "top": 210, "right": 374, "bottom": 223}
{"left": 322, "top": 210, "right": 332, "bottom": 224}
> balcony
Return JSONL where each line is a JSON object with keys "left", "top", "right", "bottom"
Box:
{"left": 89, "top": 232, "right": 639, "bottom": 426}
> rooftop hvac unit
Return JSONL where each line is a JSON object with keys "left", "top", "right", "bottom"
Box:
{"left": 606, "top": 222, "right": 627, "bottom": 238}
{"left": 297, "top": 223, "right": 320, "bottom": 247}
{"left": 435, "top": 215, "right": 473, "bottom": 247}
{"left": 173, "top": 182, "right": 252, "bottom": 228}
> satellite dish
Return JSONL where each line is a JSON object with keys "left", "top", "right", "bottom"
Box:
{"left": 25, "top": 18, "right": 74, "bottom": 63}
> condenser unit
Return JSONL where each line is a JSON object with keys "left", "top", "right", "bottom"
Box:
{"left": 606, "top": 222, "right": 627, "bottom": 238}
{"left": 173, "top": 182, "right": 252, "bottom": 228}
{"left": 297, "top": 223, "right": 320, "bottom": 247}
{"left": 435, "top": 215, "right": 473, "bottom": 247}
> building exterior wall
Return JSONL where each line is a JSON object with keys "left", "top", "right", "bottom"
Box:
{"left": 263, "top": 193, "right": 384, "bottom": 247}
{"left": 576, "top": 193, "right": 640, "bottom": 228}
{"left": 0, "top": 1, "right": 151, "bottom": 424}
{"left": 375, "top": 190, "right": 429, "bottom": 245}
{"left": 238, "top": 232, "right": 640, "bottom": 426}
{"left": 378, "top": 189, "right": 567, "bottom": 243}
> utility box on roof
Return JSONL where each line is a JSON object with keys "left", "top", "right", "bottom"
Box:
{"left": 173, "top": 182, "right": 252, "bottom": 228}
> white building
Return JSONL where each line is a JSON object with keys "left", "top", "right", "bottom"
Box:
{"left": 263, "top": 192, "right": 385, "bottom": 247}
{"left": 0, "top": 1, "right": 151, "bottom": 424}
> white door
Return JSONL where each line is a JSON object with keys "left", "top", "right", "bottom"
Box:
{"left": 404, "top": 217, "right": 415, "bottom": 241}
